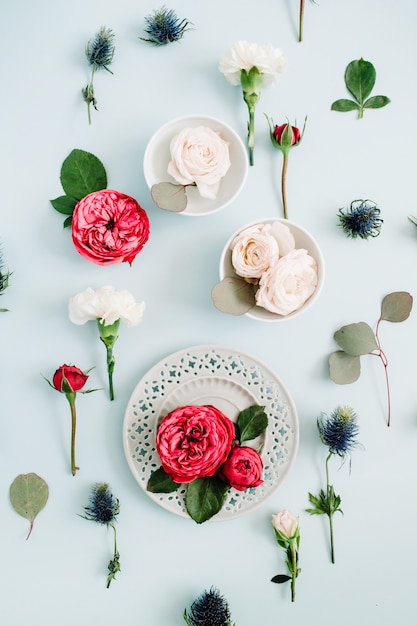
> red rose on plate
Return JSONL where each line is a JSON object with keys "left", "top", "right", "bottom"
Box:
{"left": 52, "top": 364, "right": 89, "bottom": 393}
{"left": 156, "top": 405, "right": 235, "bottom": 483}
{"left": 219, "top": 445, "right": 263, "bottom": 491}
{"left": 71, "top": 189, "right": 150, "bottom": 265}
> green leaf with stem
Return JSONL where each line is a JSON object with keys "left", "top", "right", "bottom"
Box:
{"left": 10, "top": 473, "right": 49, "bottom": 540}
{"left": 186, "top": 476, "right": 229, "bottom": 523}
{"left": 236, "top": 405, "right": 268, "bottom": 443}
{"left": 60, "top": 148, "right": 107, "bottom": 200}
{"left": 333, "top": 321, "right": 378, "bottom": 356}
{"left": 151, "top": 182, "right": 189, "bottom": 212}
{"left": 331, "top": 58, "right": 390, "bottom": 119}
{"left": 380, "top": 291, "right": 413, "bottom": 323}
{"left": 147, "top": 466, "right": 179, "bottom": 493}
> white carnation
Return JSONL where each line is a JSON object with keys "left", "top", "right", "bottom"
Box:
{"left": 69, "top": 286, "right": 145, "bottom": 327}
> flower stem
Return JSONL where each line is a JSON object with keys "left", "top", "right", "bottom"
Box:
{"left": 107, "top": 522, "right": 121, "bottom": 588}
{"left": 106, "top": 345, "right": 115, "bottom": 401}
{"left": 375, "top": 319, "right": 391, "bottom": 426}
{"left": 299, "top": 0, "right": 305, "bottom": 42}
{"left": 248, "top": 107, "right": 255, "bottom": 166}
{"left": 290, "top": 541, "right": 297, "bottom": 601}
{"left": 325, "top": 453, "right": 335, "bottom": 563}
{"left": 68, "top": 397, "right": 79, "bottom": 476}
{"left": 281, "top": 153, "right": 289, "bottom": 219}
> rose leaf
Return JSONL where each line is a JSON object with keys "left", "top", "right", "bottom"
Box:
{"left": 333, "top": 321, "right": 378, "bottom": 356}
{"left": 9, "top": 473, "right": 49, "bottom": 540}
{"left": 211, "top": 277, "right": 256, "bottom": 316}
{"left": 329, "top": 351, "right": 361, "bottom": 384}
{"left": 50, "top": 195, "right": 78, "bottom": 215}
{"left": 331, "top": 99, "right": 360, "bottom": 113}
{"left": 147, "top": 466, "right": 179, "bottom": 493}
{"left": 151, "top": 182, "right": 188, "bottom": 212}
{"left": 344, "top": 58, "right": 376, "bottom": 103}
{"left": 271, "top": 574, "right": 292, "bottom": 584}
{"left": 60, "top": 148, "right": 107, "bottom": 200}
{"left": 380, "top": 291, "right": 413, "bottom": 323}
{"left": 236, "top": 405, "right": 268, "bottom": 444}
{"left": 363, "top": 95, "right": 391, "bottom": 110}
{"left": 186, "top": 476, "right": 229, "bottom": 524}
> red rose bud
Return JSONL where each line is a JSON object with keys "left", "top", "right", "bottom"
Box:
{"left": 273, "top": 123, "right": 301, "bottom": 147}
{"left": 219, "top": 445, "right": 263, "bottom": 491}
{"left": 52, "top": 364, "right": 89, "bottom": 393}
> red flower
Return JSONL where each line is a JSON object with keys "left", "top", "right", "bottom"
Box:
{"left": 52, "top": 364, "right": 89, "bottom": 393}
{"left": 219, "top": 445, "right": 263, "bottom": 491}
{"left": 71, "top": 189, "right": 150, "bottom": 265}
{"left": 156, "top": 405, "right": 235, "bottom": 483}
{"left": 273, "top": 123, "right": 301, "bottom": 146}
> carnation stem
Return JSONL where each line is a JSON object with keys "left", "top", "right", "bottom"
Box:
{"left": 67, "top": 396, "right": 79, "bottom": 476}
{"left": 106, "top": 345, "right": 115, "bottom": 402}
{"left": 299, "top": 0, "right": 305, "bottom": 41}
{"left": 248, "top": 107, "right": 255, "bottom": 166}
{"left": 325, "top": 453, "right": 335, "bottom": 563}
{"left": 281, "top": 153, "right": 289, "bottom": 219}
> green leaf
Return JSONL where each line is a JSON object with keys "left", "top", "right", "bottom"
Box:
{"left": 363, "top": 95, "right": 391, "bottom": 110}
{"left": 186, "top": 476, "right": 229, "bottom": 523}
{"left": 333, "top": 321, "right": 378, "bottom": 356}
{"left": 151, "top": 182, "right": 188, "bottom": 212}
{"left": 345, "top": 58, "right": 376, "bottom": 103}
{"left": 50, "top": 195, "right": 78, "bottom": 215}
{"left": 211, "top": 277, "right": 256, "bottom": 316}
{"left": 63, "top": 216, "right": 72, "bottom": 229}
{"left": 380, "top": 291, "right": 413, "bottom": 322}
{"left": 236, "top": 405, "right": 268, "bottom": 444}
{"left": 10, "top": 473, "right": 49, "bottom": 540}
{"left": 329, "top": 350, "right": 361, "bottom": 384}
{"left": 271, "top": 574, "right": 292, "bottom": 584}
{"left": 60, "top": 148, "right": 107, "bottom": 200}
{"left": 147, "top": 466, "right": 179, "bottom": 493}
{"left": 331, "top": 99, "right": 360, "bottom": 112}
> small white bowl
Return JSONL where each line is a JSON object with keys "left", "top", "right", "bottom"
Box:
{"left": 219, "top": 218, "right": 325, "bottom": 322}
{"left": 143, "top": 114, "right": 248, "bottom": 217}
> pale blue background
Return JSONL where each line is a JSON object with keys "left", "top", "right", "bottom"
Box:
{"left": 1, "top": 0, "right": 416, "bottom": 624}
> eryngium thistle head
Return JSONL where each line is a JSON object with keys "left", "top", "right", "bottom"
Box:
{"left": 141, "top": 6, "right": 192, "bottom": 45}
{"left": 338, "top": 199, "right": 383, "bottom": 239}
{"left": 85, "top": 26, "right": 115, "bottom": 70}
{"left": 83, "top": 483, "right": 120, "bottom": 525}
{"left": 183, "top": 587, "right": 234, "bottom": 626}
{"left": 317, "top": 406, "right": 360, "bottom": 457}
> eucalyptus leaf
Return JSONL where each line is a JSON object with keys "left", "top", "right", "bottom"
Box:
{"left": 50, "top": 195, "right": 78, "bottom": 215}
{"left": 186, "top": 476, "right": 229, "bottom": 523}
{"left": 333, "top": 321, "right": 378, "bottom": 356}
{"left": 151, "top": 182, "right": 188, "bottom": 212}
{"left": 329, "top": 351, "right": 361, "bottom": 384}
{"left": 380, "top": 291, "right": 413, "bottom": 323}
{"left": 147, "top": 466, "right": 178, "bottom": 493}
{"left": 345, "top": 58, "right": 376, "bottom": 103}
{"left": 236, "top": 405, "right": 268, "bottom": 444}
{"left": 60, "top": 148, "right": 107, "bottom": 200}
{"left": 363, "top": 95, "right": 391, "bottom": 109}
{"left": 10, "top": 473, "right": 49, "bottom": 540}
{"left": 330, "top": 99, "right": 360, "bottom": 112}
{"left": 211, "top": 277, "right": 256, "bottom": 316}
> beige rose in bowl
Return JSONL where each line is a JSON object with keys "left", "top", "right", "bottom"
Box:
{"left": 167, "top": 125, "right": 231, "bottom": 199}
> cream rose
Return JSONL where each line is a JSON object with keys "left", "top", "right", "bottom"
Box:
{"left": 272, "top": 510, "right": 299, "bottom": 540}
{"left": 219, "top": 40, "right": 288, "bottom": 87}
{"left": 231, "top": 221, "right": 295, "bottom": 279}
{"left": 167, "top": 126, "right": 231, "bottom": 199}
{"left": 69, "top": 286, "right": 145, "bottom": 327}
{"left": 256, "top": 248, "right": 318, "bottom": 316}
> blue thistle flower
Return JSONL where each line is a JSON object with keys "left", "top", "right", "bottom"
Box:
{"left": 82, "top": 483, "right": 121, "bottom": 587}
{"left": 338, "top": 199, "right": 383, "bottom": 239}
{"left": 82, "top": 26, "right": 115, "bottom": 124}
{"left": 183, "top": 587, "right": 235, "bottom": 626}
{"left": 317, "top": 406, "right": 359, "bottom": 458}
{"left": 141, "top": 6, "right": 192, "bottom": 45}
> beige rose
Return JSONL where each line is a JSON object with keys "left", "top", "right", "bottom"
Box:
{"left": 272, "top": 510, "right": 299, "bottom": 540}
{"left": 167, "top": 126, "right": 231, "bottom": 199}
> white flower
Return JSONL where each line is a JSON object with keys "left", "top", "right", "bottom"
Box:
{"left": 231, "top": 221, "right": 295, "bottom": 279}
{"left": 167, "top": 126, "right": 231, "bottom": 199}
{"left": 272, "top": 510, "right": 299, "bottom": 540}
{"left": 219, "top": 40, "right": 287, "bottom": 87}
{"left": 69, "top": 286, "right": 145, "bottom": 327}
{"left": 256, "top": 248, "right": 318, "bottom": 316}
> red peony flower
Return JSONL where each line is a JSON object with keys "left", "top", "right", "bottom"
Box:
{"left": 52, "top": 364, "right": 89, "bottom": 393}
{"left": 156, "top": 405, "right": 235, "bottom": 483}
{"left": 71, "top": 189, "right": 150, "bottom": 265}
{"left": 219, "top": 445, "right": 263, "bottom": 491}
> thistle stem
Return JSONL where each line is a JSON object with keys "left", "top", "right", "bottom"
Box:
{"left": 281, "top": 153, "right": 289, "bottom": 219}
{"left": 68, "top": 398, "right": 79, "bottom": 476}
{"left": 325, "top": 453, "right": 335, "bottom": 563}
{"left": 299, "top": 0, "right": 305, "bottom": 42}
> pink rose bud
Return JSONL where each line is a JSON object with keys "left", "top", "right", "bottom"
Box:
{"left": 272, "top": 509, "right": 299, "bottom": 540}
{"left": 219, "top": 445, "right": 263, "bottom": 491}
{"left": 52, "top": 364, "right": 89, "bottom": 393}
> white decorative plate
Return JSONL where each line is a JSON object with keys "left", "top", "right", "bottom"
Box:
{"left": 123, "top": 345, "right": 299, "bottom": 521}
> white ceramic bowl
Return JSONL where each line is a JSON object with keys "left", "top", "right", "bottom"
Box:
{"left": 219, "top": 218, "right": 325, "bottom": 322}
{"left": 143, "top": 114, "right": 248, "bottom": 216}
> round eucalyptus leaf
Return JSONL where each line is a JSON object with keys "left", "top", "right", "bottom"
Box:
{"left": 10, "top": 473, "right": 49, "bottom": 540}
{"left": 329, "top": 351, "right": 361, "bottom": 384}
{"left": 334, "top": 321, "right": 378, "bottom": 356}
{"left": 151, "top": 182, "right": 187, "bottom": 212}
{"left": 211, "top": 277, "right": 256, "bottom": 315}
{"left": 380, "top": 291, "right": 413, "bottom": 322}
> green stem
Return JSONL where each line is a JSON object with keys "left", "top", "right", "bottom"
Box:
{"left": 68, "top": 398, "right": 79, "bottom": 476}
{"left": 299, "top": 0, "right": 305, "bottom": 41}
{"left": 107, "top": 522, "right": 121, "bottom": 588}
{"left": 325, "top": 453, "right": 335, "bottom": 563}
{"left": 290, "top": 541, "right": 297, "bottom": 601}
{"left": 248, "top": 107, "right": 255, "bottom": 166}
{"left": 281, "top": 153, "right": 289, "bottom": 219}
{"left": 106, "top": 345, "right": 115, "bottom": 401}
